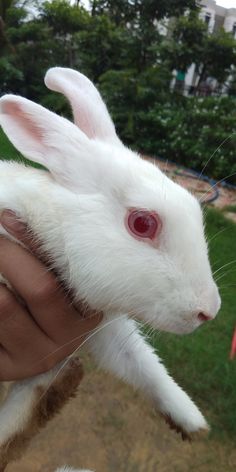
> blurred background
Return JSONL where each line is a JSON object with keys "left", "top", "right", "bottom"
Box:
{"left": 1, "top": 0, "right": 236, "bottom": 471}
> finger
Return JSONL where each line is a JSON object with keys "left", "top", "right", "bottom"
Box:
{"left": 0, "top": 211, "right": 103, "bottom": 320}
{"left": 0, "top": 236, "right": 102, "bottom": 342}
{"left": 32, "top": 312, "right": 103, "bottom": 371}
{"left": 1, "top": 211, "right": 101, "bottom": 318}
{"left": 0, "top": 345, "right": 58, "bottom": 381}
{"left": 0, "top": 209, "right": 42, "bottom": 254}
{"left": 0, "top": 236, "right": 77, "bottom": 337}
{"left": 0, "top": 308, "right": 101, "bottom": 380}
{"left": 0, "top": 347, "right": 21, "bottom": 380}
{"left": 0, "top": 283, "right": 55, "bottom": 357}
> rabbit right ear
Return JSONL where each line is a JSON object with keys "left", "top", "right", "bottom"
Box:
{"left": 0, "top": 94, "right": 126, "bottom": 194}
{"left": 45, "top": 67, "right": 121, "bottom": 145}
{"left": 0, "top": 94, "right": 96, "bottom": 191}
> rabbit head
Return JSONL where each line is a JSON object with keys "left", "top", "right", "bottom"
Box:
{"left": 0, "top": 68, "right": 221, "bottom": 335}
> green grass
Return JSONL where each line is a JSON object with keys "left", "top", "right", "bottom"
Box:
{"left": 223, "top": 204, "right": 236, "bottom": 214}
{"left": 1, "top": 129, "right": 236, "bottom": 438}
{"left": 0, "top": 128, "right": 44, "bottom": 169}
{"left": 0, "top": 128, "right": 23, "bottom": 162}
{"left": 151, "top": 208, "right": 236, "bottom": 439}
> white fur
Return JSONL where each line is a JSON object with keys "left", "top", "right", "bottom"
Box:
{"left": 56, "top": 469, "right": 92, "bottom": 472}
{"left": 0, "top": 68, "right": 221, "bottom": 470}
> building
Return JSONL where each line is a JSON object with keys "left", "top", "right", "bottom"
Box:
{"left": 199, "top": 0, "right": 236, "bottom": 35}
{"left": 181, "top": 1, "right": 236, "bottom": 94}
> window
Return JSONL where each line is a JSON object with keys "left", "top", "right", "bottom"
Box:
{"left": 205, "top": 12, "right": 211, "bottom": 25}
{"left": 233, "top": 22, "right": 236, "bottom": 38}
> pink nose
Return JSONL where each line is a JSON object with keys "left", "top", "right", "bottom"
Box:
{"left": 198, "top": 312, "right": 213, "bottom": 322}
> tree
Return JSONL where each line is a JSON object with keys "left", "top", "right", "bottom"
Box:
{"left": 160, "top": 9, "right": 236, "bottom": 91}
{"left": 1, "top": 0, "right": 236, "bottom": 183}
{"left": 90, "top": 0, "right": 197, "bottom": 70}
{"left": 160, "top": 10, "right": 207, "bottom": 74}
{"left": 90, "top": 0, "right": 197, "bottom": 25}
{"left": 197, "top": 29, "right": 236, "bottom": 89}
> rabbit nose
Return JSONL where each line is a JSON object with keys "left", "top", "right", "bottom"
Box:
{"left": 199, "top": 283, "right": 221, "bottom": 321}
{"left": 198, "top": 312, "right": 213, "bottom": 322}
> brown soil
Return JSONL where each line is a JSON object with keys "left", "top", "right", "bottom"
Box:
{"left": 7, "top": 355, "right": 236, "bottom": 472}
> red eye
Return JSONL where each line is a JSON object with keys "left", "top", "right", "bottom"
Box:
{"left": 126, "top": 209, "right": 161, "bottom": 240}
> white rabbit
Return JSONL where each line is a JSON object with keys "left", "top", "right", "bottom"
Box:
{"left": 0, "top": 67, "right": 221, "bottom": 471}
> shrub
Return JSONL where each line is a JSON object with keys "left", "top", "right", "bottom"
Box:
{"left": 100, "top": 73, "right": 236, "bottom": 184}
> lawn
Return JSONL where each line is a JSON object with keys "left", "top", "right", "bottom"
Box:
{"left": 0, "top": 128, "right": 23, "bottom": 162}
{"left": 0, "top": 128, "right": 43, "bottom": 169}
{"left": 0, "top": 127, "right": 236, "bottom": 439}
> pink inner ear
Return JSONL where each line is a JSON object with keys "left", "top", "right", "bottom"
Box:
{"left": 2, "top": 101, "right": 44, "bottom": 142}
{"left": 73, "top": 94, "right": 97, "bottom": 139}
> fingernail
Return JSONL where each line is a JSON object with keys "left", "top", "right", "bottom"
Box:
{"left": 0, "top": 210, "right": 26, "bottom": 234}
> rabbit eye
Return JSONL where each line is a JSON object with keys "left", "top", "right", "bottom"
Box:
{"left": 127, "top": 209, "right": 161, "bottom": 240}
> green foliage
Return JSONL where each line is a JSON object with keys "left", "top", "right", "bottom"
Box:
{"left": 99, "top": 64, "right": 173, "bottom": 140}
{"left": 0, "top": 126, "right": 24, "bottom": 161}
{"left": 40, "top": 0, "right": 89, "bottom": 34}
{"left": 0, "top": 0, "right": 236, "bottom": 183}
{"left": 161, "top": 10, "right": 208, "bottom": 73}
{"left": 152, "top": 96, "right": 236, "bottom": 182}
{"left": 90, "top": 0, "right": 197, "bottom": 25}
{"left": 150, "top": 208, "right": 236, "bottom": 438}
{"left": 0, "top": 127, "right": 45, "bottom": 169}
{"left": 0, "top": 0, "right": 20, "bottom": 22}
{"left": 199, "top": 29, "right": 236, "bottom": 86}
{"left": 162, "top": 9, "right": 236, "bottom": 91}
{"left": 75, "top": 14, "right": 132, "bottom": 80}
{"left": 101, "top": 76, "right": 236, "bottom": 183}
{"left": 0, "top": 55, "right": 23, "bottom": 92}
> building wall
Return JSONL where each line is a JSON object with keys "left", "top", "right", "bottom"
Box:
{"left": 199, "top": 0, "right": 236, "bottom": 34}
{"left": 224, "top": 9, "right": 236, "bottom": 34}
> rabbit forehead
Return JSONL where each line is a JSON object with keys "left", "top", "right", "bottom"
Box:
{"left": 122, "top": 156, "right": 203, "bottom": 220}
{"left": 93, "top": 144, "right": 205, "bottom": 247}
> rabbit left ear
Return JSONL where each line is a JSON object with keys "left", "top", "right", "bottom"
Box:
{"left": 45, "top": 67, "right": 121, "bottom": 145}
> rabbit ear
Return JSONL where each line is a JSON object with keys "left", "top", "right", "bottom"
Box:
{"left": 0, "top": 95, "right": 92, "bottom": 189}
{"left": 44, "top": 67, "right": 121, "bottom": 145}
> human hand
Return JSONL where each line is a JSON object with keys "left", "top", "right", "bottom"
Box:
{"left": 0, "top": 210, "right": 102, "bottom": 381}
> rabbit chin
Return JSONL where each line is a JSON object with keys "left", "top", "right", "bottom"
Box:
{"left": 161, "top": 323, "right": 200, "bottom": 335}
{"left": 136, "top": 310, "right": 201, "bottom": 336}
{"left": 151, "top": 320, "right": 200, "bottom": 336}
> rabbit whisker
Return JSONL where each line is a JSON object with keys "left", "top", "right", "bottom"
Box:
{"left": 213, "top": 259, "right": 236, "bottom": 277}
{"left": 199, "top": 171, "right": 236, "bottom": 203}
{"left": 207, "top": 227, "right": 230, "bottom": 246}
{"left": 36, "top": 313, "right": 130, "bottom": 402}
{"left": 215, "top": 267, "right": 236, "bottom": 283}
{"left": 198, "top": 132, "right": 235, "bottom": 180}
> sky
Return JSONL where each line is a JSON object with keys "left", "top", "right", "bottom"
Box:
{"left": 216, "top": 0, "right": 236, "bottom": 7}
{"left": 76, "top": 0, "right": 236, "bottom": 11}
{"left": 79, "top": 0, "right": 236, "bottom": 9}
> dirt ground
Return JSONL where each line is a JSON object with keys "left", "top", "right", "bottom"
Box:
{"left": 8, "top": 355, "right": 236, "bottom": 472}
